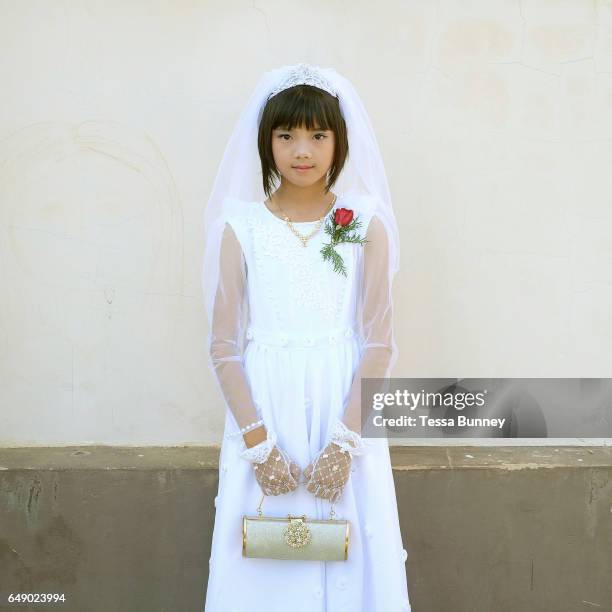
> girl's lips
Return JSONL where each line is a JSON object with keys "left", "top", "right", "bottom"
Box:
{"left": 293, "top": 166, "right": 314, "bottom": 171}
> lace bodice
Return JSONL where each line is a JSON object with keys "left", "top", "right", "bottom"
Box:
{"left": 233, "top": 197, "right": 359, "bottom": 332}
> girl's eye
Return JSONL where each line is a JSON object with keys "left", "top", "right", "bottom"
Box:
{"left": 314, "top": 133, "right": 327, "bottom": 140}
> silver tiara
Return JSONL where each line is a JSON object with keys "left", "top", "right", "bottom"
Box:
{"left": 267, "top": 63, "right": 338, "bottom": 100}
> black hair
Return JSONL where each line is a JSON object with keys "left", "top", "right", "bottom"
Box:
{"left": 257, "top": 84, "right": 349, "bottom": 198}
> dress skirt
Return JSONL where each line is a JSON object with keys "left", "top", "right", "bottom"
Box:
{"left": 204, "top": 327, "right": 411, "bottom": 612}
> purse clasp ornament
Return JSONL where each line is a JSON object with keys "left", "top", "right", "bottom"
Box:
{"left": 284, "top": 516, "right": 311, "bottom": 548}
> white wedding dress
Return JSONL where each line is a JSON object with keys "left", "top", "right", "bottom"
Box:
{"left": 204, "top": 193, "right": 411, "bottom": 612}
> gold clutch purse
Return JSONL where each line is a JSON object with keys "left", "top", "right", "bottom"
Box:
{"left": 242, "top": 488, "right": 350, "bottom": 561}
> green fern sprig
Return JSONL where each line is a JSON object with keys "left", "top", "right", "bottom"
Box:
{"left": 321, "top": 242, "right": 347, "bottom": 275}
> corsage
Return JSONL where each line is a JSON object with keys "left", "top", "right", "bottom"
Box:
{"left": 320, "top": 208, "right": 368, "bottom": 276}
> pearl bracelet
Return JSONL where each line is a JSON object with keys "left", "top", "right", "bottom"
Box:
{"left": 229, "top": 418, "right": 265, "bottom": 438}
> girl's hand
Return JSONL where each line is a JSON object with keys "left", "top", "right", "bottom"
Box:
{"left": 252, "top": 445, "right": 301, "bottom": 496}
{"left": 303, "top": 441, "right": 352, "bottom": 502}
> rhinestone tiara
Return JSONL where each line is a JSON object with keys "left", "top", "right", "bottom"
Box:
{"left": 267, "top": 63, "right": 338, "bottom": 100}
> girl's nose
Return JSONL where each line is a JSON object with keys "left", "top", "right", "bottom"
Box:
{"left": 294, "top": 141, "right": 313, "bottom": 156}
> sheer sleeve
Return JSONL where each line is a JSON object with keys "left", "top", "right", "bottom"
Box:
{"left": 341, "top": 215, "right": 396, "bottom": 436}
{"left": 208, "top": 221, "right": 261, "bottom": 433}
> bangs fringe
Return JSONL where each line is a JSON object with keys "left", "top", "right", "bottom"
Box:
{"left": 268, "top": 87, "right": 336, "bottom": 131}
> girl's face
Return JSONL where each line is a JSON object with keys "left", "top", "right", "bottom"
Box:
{"left": 271, "top": 124, "right": 335, "bottom": 188}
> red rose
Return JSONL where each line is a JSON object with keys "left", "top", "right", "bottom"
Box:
{"left": 334, "top": 208, "right": 354, "bottom": 227}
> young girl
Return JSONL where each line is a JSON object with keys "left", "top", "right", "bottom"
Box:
{"left": 202, "top": 63, "right": 411, "bottom": 612}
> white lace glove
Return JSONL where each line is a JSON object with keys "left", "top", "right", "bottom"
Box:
{"left": 240, "top": 430, "right": 301, "bottom": 496}
{"left": 303, "top": 418, "right": 370, "bottom": 502}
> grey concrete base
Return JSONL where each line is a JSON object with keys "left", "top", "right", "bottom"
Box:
{"left": 0, "top": 446, "right": 610, "bottom": 612}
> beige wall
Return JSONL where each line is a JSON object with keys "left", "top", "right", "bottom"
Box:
{"left": 1, "top": 2, "right": 611, "bottom": 446}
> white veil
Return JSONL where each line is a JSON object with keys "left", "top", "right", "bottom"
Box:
{"left": 201, "top": 62, "right": 400, "bottom": 436}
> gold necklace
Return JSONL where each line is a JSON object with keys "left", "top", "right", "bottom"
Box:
{"left": 273, "top": 194, "right": 337, "bottom": 247}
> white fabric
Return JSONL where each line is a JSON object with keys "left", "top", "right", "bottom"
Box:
{"left": 204, "top": 197, "right": 410, "bottom": 611}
